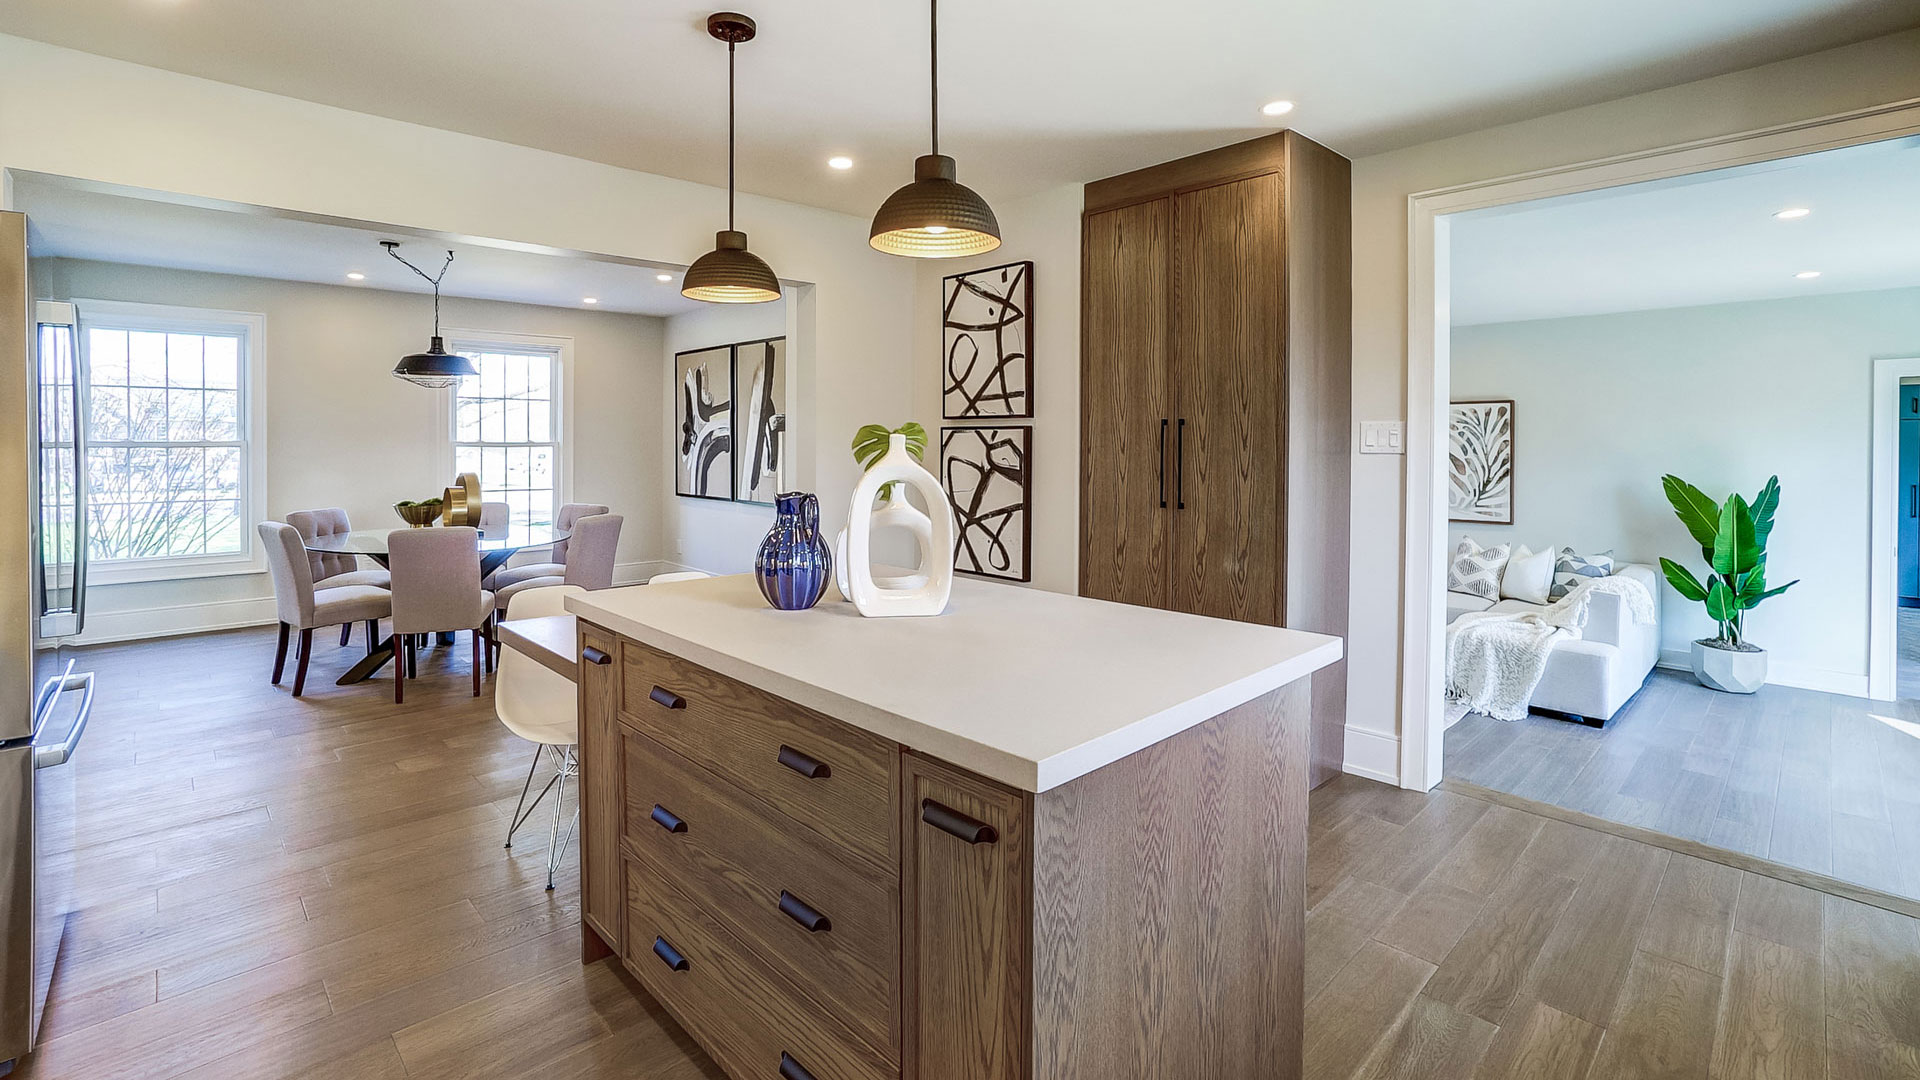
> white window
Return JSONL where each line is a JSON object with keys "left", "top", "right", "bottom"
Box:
{"left": 77, "top": 301, "right": 267, "bottom": 583}
{"left": 449, "top": 339, "right": 565, "bottom": 529}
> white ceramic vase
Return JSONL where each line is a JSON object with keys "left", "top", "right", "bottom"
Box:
{"left": 834, "top": 489, "right": 931, "bottom": 600}
{"left": 845, "top": 432, "right": 954, "bottom": 617}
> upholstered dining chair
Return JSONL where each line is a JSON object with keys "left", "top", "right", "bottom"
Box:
{"left": 387, "top": 527, "right": 495, "bottom": 703}
{"left": 491, "top": 502, "right": 609, "bottom": 591}
{"left": 286, "top": 508, "right": 391, "bottom": 646}
{"left": 478, "top": 501, "right": 510, "bottom": 538}
{"left": 258, "top": 522, "right": 393, "bottom": 697}
{"left": 493, "top": 513, "right": 623, "bottom": 618}
{"left": 495, "top": 583, "right": 587, "bottom": 891}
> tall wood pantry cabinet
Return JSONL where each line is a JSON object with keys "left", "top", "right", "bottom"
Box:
{"left": 1079, "top": 131, "right": 1352, "bottom": 788}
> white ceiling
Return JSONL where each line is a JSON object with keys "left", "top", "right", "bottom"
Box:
{"left": 1, "top": 1, "right": 1914, "bottom": 217}
{"left": 15, "top": 175, "right": 707, "bottom": 317}
{"left": 1449, "top": 135, "right": 1920, "bottom": 326}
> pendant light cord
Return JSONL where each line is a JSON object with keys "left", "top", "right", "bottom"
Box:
{"left": 384, "top": 242, "right": 454, "bottom": 335}
{"left": 929, "top": 0, "right": 939, "bottom": 156}
{"left": 728, "top": 39, "right": 737, "bottom": 231}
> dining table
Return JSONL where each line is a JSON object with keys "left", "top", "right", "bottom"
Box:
{"left": 302, "top": 522, "right": 570, "bottom": 685}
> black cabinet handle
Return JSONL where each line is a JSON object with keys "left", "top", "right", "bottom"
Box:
{"left": 777, "top": 744, "right": 831, "bottom": 780}
{"left": 1175, "top": 418, "right": 1186, "bottom": 510}
{"left": 777, "top": 890, "right": 832, "bottom": 933}
{"left": 649, "top": 686, "right": 685, "bottom": 710}
{"left": 1158, "top": 418, "right": 1168, "bottom": 508}
{"left": 650, "top": 804, "right": 687, "bottom": 834}
{"left": 778, "top": 1052, "right": 817, "bottom": 1080}
{"left": 651, "top": 936, "right": 689, "bottom": 972}
{"left": 921, "top": 799, "right": 998, "bottom": 845}
{"left": 581, "top": 645, "right": 611, "bottom": 666}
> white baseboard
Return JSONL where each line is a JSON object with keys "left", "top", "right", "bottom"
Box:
{"left": 1342, "top": 726, "right": 1401, "bottom": 786}
{"left": 1655, "top": 651, "right": 1870, "bottom": 699}
{"left": 72, "top": 596, "right": 277, "bottom": 646}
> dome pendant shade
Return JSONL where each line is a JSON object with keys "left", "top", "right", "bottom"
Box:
{"left": 683, "top": 229, "right": 782, "bottom": 303}
{"left": 394, "top": 334, "right": 478, "bottom": 389}
{"left": 869, "top": 154, "right": 1001, "bottom": 258}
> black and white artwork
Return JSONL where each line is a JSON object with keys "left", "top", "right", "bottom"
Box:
{"left": 733, "top": 337, "right": 787, "bottom": 505}
{"left": 941, "top": 426, "right": 1031, "bottom": 582}
{"left": 675, "top": 346, "right": 734, "bottom": 500}
{"left": 1449, "top": 400, "right": 1514, "bottom": 524}
{"left": 943, "top": 261, "right": 1033, "bottom": 419}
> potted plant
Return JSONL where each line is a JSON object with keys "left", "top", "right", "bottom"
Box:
{"left": 1657, "top": 474, "right": 1798, "bottom": 693}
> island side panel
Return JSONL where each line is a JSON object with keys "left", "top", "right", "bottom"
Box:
{"left": 1031, "top": 679, "right": 1309, "bottom": 1080}
{"left": 577, "top": 619, "right": 624, "bottom": 962}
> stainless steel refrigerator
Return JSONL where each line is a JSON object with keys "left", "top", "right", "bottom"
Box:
{"left": 0, "top": 210, "right": 95, "bottom": 1076}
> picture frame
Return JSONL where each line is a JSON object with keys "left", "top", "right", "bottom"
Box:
{"left": 942, "top": 260, "right": 1034, "bottom": 420}
{"left": 674, "top": 345, "right": 735, "bottom": 501}
{"left": 940, "top": 425, "right": 1032, "bottom": 582}
{"left": 1448, "top": 399, "right": 1515, "bottom": 524}
{"left": 732, "top": 336, "right": 787, "bottom": 505}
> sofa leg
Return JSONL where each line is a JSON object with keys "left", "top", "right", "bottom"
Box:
{"left": 1578, "top": 714, "right": 1605, "bottom": 729}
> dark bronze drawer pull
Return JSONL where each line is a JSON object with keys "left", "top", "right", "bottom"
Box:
{"left": 649, "top": 686, "right": 685, "bottom": 710}
{"left": 777, "top": 890, "right": 832, "bottom": 933}
{"left": 776, "top": 744, "right": 831, "bottom": 780}
{"left": 581, "top": 646, "right": 612, "bottom": 666}
{"left": 778, "top": 1052, "right": 817, "bottom": 1080}
{"left": 921, "top": 799, "right": 998, "bottom": 845}
{"left": 650, "top": 804, "right": 687, "bottom": 834}
{"left": 651, "top": 936, "right": 689, "bottom": 972}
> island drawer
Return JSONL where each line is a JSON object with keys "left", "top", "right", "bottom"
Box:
{"left": 623, "top": 731, "right": 900, "bottom": 1053}
{"left": 616, "top": 638, "right": 898, "bottom": 873}
{"left": 625, "top": 856, "right": 897, "bottom": 1080}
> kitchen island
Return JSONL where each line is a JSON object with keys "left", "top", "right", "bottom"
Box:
{"left": 564, "top": 574, "right": 1342, "bottom": 1080}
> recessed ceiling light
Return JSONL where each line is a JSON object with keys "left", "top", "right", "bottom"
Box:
{"left": 1261, "top": 100, "right": 1295, "bottom": 117}
{"left": 582, "top": 297, "right": 599, "bottom": 304}
{"left": 346, "top": 271, "right": 365, "bottom": 281}
{"left": 1774, "top": 207, "right": 1811, "bottom": 220}
{"left": 1795, "top": 270, "right": 1821, "bottom": 280}
{"left": 828, "top": 156, "right": 854, "bottom": 171}
{"left": 656, "top": 273, "right": 673, "bottom": 282}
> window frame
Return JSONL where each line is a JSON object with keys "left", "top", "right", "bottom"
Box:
{"left": 73, "top": 298, "right": 269, "bottom": 585}
{"left": 437, "top": 329, "right": 574, "bottom": 524}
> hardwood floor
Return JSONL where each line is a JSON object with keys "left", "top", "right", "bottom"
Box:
{"left": 1307, "top": 773, "right": 1920, "bottom": 1079}
{"left": 1446, "top": 669, "right": 1920, "bottom": 903}
{"left": 28, "top": 626, "right": 1920, "bottom": 1078}
{"left": 1900, "top": 608, "right": 1920, "bottom": 701}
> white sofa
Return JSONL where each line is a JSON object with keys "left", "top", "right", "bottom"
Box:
{"left": 1445, "top": 563, "right": 1661, "bottom": 726}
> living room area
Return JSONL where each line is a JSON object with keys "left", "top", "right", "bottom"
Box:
{"left": 1436, "top": 133, "right": 1920, "bottom": 905}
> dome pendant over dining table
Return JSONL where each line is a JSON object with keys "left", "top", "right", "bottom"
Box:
{"left": 384, "top": 241, "right": 478, "bottom": 388}
{"left": 683, "top": 13, "right": 782, "bottom": 304}
{"left": 868, "top": 0, "right": 1000, "bottom": 258}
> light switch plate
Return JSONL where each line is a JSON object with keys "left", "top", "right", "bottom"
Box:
{"left": 1359, "top": 420, "right": 1405, "bottom": 455}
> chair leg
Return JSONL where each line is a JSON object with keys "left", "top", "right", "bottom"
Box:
{"left": 340, "top": 623, "right": 352, "bottom": 647}
{"left": 406, "top": 636, "right": 417, "bottom": 680}
{"left": 504, "top": 743, "right": 557, "bottom": 849}
{"left": 292, "top": 628, "right": 314, "bottom": 697}
{"left": 547, "top": 747, "right": 579, "bottom": 891}
{"left": 271, "top": 622, "right": 290, "bottom": 684}
{"left": 483, "top": 615, "right": 496, "bottom": 675}
{"left": 471, "top": 627, "right": 482, "bottom": 697}
{"left": 365, "top": 620, "right": 379, "bottom": 657}
{"left": 394, "top": 629, "right": 406, "bottom": 704}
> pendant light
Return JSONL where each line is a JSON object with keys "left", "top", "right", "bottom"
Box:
{"left": 683, "top": 13, "right": 782, "bottom": 304}
{"left": 384, "top": 241, "right": 477, "bottom": 388}
{"left": 868, "top": 0, "right": 1000, "bottom": 258}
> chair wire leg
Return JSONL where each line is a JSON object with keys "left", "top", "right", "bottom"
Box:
{"left": 504, "top": 743, "right": 557, "bottom": 849}
{"left": 546, "top": 746, "right": 579, "bottom": 891}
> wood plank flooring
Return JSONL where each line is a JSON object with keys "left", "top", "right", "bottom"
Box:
{"left": 27, "top": 626, "right": 1920, "bottom": 1078}
{"left": 1447, "top": 668, "right": 1920, "bottom": 902}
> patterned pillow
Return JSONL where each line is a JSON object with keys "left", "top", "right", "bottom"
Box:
{"left": 1448, "top": 537, "right": 1511, "bottom": 602}
{"left": 1550, "top": 547, "right": 1614, "bottom": 601}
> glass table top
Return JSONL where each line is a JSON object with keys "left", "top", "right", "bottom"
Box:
{"left": 301, "top": 523, "right": 568, "bottom": 556}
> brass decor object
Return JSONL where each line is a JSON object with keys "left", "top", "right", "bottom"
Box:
{"left": 441, "top": 473, "right": 483, "bottom": 527}
{"left": 868, "top": 0, "right": 1001, "bottom": 258}
{"left": 682, "top": 13, "right": 782, "bottom": 304}
{"left": 393, "top": 500, "right": 443, "bottom": 528}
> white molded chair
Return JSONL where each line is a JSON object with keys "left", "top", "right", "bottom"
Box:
{"left": 647, "top": 571, "right": 712, "bottom": 584}
{"left": 496, "top": 583, "right": 587, "bottom": 891}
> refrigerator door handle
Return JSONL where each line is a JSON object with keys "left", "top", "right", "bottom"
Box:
{"left": 70, "top": 322, "right": 88, "bottom": 637}
{"left": 35, "top": 672, "right": 94, "bottom": 770}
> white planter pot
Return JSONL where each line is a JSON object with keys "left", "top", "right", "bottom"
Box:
{"left": 1691, "top": 639, "right": 1767, "bottom": 694}
{"left": 845, "top": 433, "right": 955, "bottom": 618}
{"left": 833, "top": 491, "right": 931, "bottom": 601}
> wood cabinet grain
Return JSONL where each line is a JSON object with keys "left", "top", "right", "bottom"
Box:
{"left": 576, "top": 621, "right": 623, "bottom": 959}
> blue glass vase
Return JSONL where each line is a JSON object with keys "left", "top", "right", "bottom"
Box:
{"left": 756, "top": 492, "right": 832, "bottom": 611}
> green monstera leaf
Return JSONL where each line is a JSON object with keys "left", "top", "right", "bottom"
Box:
{"left": 1711, "top": 494, "right": 1762, "bottom": 578}
{"left": 1662, "top": 475, "right": 1721, "bottom": 562}
{"left": 1660, "top": 558, "right": 1709, "bottom": 602}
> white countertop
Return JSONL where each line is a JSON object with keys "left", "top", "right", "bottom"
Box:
{"left": 567, "top": 575, "right": 1343, "bottom": 793}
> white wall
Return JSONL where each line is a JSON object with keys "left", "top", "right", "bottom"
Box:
{"left": 39, "top": 257, "right": 666, "bottom": 642}
{"left": 1448, "top": 287, "right": 1920, "bottom": 693}
{"left": 1346, "top": 29, "right": 1920, "bottom": 779}
{"left": 661, "top": 297, "right": 788, "bottom": 574}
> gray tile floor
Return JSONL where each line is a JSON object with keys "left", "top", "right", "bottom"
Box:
{"left": 1445, "top": 666, "right": 1920, "bottom": 902}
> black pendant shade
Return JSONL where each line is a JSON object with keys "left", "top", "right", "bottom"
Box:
{"left": 868, "top": 0, "right": 1001, "bottom": 258}
{"left": 684, "top": 13, "right": 781, "bottom": 305}
{"left": 384, "top": 242, "right": 477, "bottom": 388}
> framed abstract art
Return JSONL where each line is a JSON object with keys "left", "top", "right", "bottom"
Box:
{"left": 940, "top": 425, "right": 1032, "bottom": 582}
{"left": 942, "top": 261, "right": 1033, "bottom": 420}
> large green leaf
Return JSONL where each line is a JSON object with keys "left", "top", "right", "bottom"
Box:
{"left": 850, "top": 422, "right": 927, "bottom": 471}
{"left": 1659, "top": 558, "right": 1709, "bottom": 602}
{"left": 1662, "top": 475, "right": 1721, "bottom": 552}
{"left": 1712, "top": 494, "right": 1761, "bottom": 577}
{"left": 1705, "top": 576, "right": 1738, "bottom": 623}
{"left": 1749, "top": 475, "right": 1781, "bottom": 550}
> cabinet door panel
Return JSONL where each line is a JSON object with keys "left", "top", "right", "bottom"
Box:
{"left": 578, "top": 621, "right": 623, "bottom": 953}
{"left": 1169, "top": 174, "right": 1285, "bottom": 625}
{"left": 1079, "top": 198, "right": 1172, "bottom": 609}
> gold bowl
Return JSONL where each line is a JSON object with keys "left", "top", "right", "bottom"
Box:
{"left": 394, "top": 501, "right": 443, "bottom": 527}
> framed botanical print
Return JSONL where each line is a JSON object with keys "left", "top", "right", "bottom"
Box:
{"left": 1449, "top": 399, "right": 1514, "bottom": 524}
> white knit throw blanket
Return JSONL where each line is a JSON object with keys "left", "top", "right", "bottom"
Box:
{"left": 1445, "top": 575, "right": 1657, "bottom": 723}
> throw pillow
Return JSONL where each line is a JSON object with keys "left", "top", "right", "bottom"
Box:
{"left": 1448, "top": 536, "right": 1510, "bottom": 602}
{"left": 1550, "top": 547, "right": 1615, "bottom": 601}
{"left": 1501, "top": 544, "right": 1556, "bottom": 605}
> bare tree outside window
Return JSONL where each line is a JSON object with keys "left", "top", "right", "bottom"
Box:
{"left": 453, "top": 348, "right": 558, "bottom": 529}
